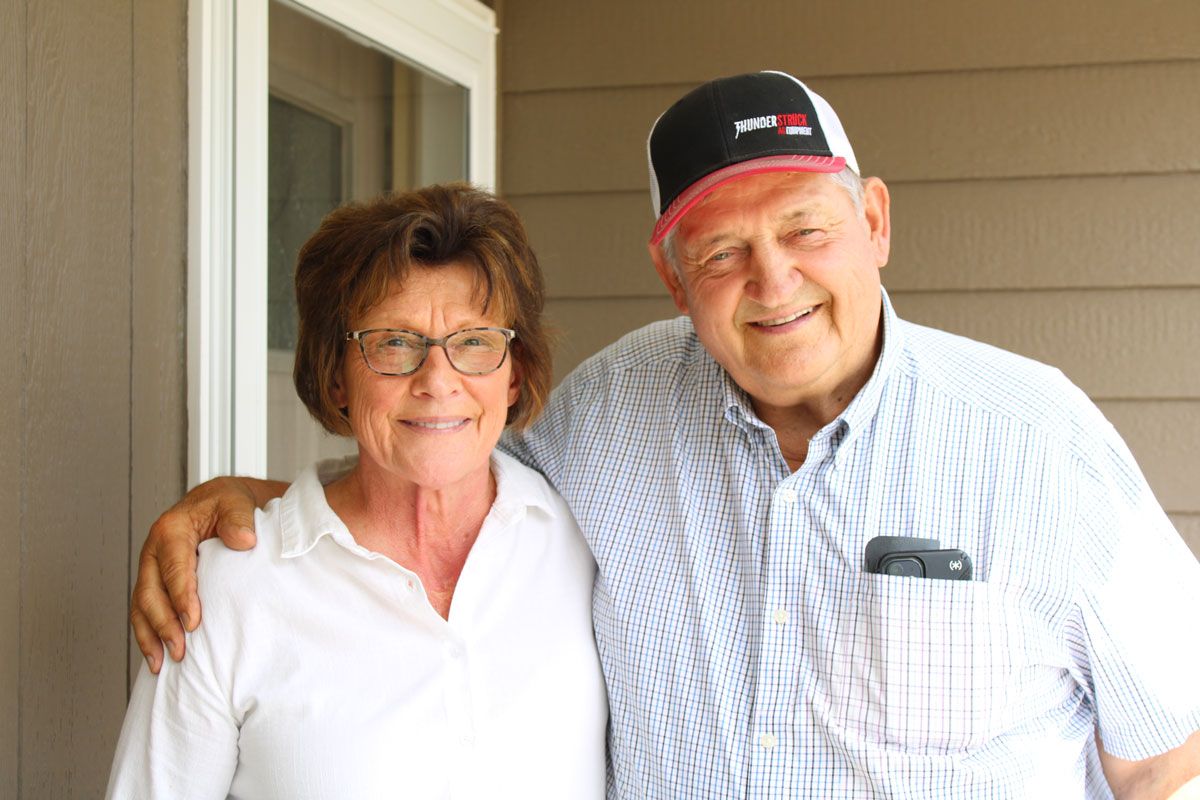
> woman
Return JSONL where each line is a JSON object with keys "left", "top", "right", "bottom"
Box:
{"left": 107, "top": 184, "right": 607, "bottom": 798}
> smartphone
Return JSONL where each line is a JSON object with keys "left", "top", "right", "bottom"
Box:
{"left": 864, "top": 535, "right": 973, "bottom": 580}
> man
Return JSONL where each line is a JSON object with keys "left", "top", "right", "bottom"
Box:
{"left": 134, "top": 71, "right": 1200, "bottom": 797}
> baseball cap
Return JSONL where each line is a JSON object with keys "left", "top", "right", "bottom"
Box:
{"left": 647, "top": 70, "right": 859, "bottom": 245}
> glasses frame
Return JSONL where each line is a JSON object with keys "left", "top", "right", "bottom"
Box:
{"left": 345, "top": 326, "right": 517, "bottom": 377}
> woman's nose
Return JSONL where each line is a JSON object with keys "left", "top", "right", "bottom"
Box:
{"left": 410, "top": 344, "right": 461, "bottom": 396}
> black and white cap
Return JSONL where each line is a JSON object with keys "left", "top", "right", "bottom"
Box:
{"left": 647, "top": 70, "right": 858, "bottom": 245}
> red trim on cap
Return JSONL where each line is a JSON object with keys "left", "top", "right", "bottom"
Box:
{"left": 649, "top": 154, "right": 845, "bottom": 245}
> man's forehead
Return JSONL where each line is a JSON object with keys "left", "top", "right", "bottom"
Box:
{"left": 677, "top": 172, "right": 842, "bottom": 241}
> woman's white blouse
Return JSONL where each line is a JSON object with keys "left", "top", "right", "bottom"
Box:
{"left": 107, "top": 450, "right": 607, "bottom": 799}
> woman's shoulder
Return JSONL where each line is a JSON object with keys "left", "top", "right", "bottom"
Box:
{"left": 194, "top": 465, "right": 327, "bottom": 617}
{"left": 491, "top": 449, "right": 571, "bottom": 515}
{"left": 193, "top": 498, "right": 286, "bottom": 612}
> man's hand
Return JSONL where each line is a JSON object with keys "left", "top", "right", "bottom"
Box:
{"left": 1099, "top": 728, "right": 1200, "bottom": 799}
{"left": 132, "top": 476, "right": 287, "bottom": 673}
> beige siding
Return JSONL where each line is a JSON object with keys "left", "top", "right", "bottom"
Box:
{"left": 1176, "top": 515, "right": 1200, "bottom": 557}
{"left": 501, "top": 0, "right": 1200, "bottom": 91}
{"left": 1, "top": 0, "right": 27, "bottom": 794}
{"left": 24, "top": 0, "right": 133, "bottom": 793}
{"left": 498, "top": 0, "right": 1200, "bottom": 558}
{"left": 130, "top": 0, "right": 188, "bottom": 681}
{"left": 503, "top": 62, "right": 1200, "bottom": 195}
{"left": 1, "top": 1, "right": 188, "bottom": 797}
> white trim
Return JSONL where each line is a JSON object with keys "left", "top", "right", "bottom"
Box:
{"left": 188, "top": 0, "right": 497, "bottom": 485}
{"left": 231, "top": 0, "right": 269, "bottom": 477}
{"left": 187, "top": 0, "right": 235, "bottom": 485}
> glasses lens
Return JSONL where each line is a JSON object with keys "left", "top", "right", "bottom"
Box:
{"left": 445, "top": 329, "right": 509, "bottom": 374}
{"left": 361, "top": 330, "right": 425, "bottom": 374}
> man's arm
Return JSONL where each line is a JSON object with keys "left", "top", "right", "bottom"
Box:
{"left": 1099, "top": 727, "right": 1200, "bottom": 799}
{"left": 132, "top": 476, "right": 287, "bottom": 673}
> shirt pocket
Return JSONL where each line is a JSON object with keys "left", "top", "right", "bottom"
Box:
{"left": 818, "top": 574, "right": 1040, "bottom": 755}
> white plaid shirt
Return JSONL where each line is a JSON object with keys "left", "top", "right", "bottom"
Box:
{"left": 503, "top": 289, "right": 1200, "bottom": 799}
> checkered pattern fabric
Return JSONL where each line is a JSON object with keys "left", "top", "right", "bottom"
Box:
{"left": 502, "top": 289, "right": 1200, "bottom": 799}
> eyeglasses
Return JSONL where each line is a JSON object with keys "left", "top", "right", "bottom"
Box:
{"left": 345, "top": 327, "right": 517, "bottom": 376}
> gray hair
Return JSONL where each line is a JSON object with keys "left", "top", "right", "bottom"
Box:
{"left": 660, "top": 166, "right": 866, "bottom": 273}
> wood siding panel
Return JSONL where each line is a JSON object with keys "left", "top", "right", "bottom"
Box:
{"left": 890, "top": 288, "right": 1200, "bottom": 399}
{"left": 503, "top": 61, "right": 1200, "bottom": 196}
{"left": 510, "top": 193, "right": 663, "bottom": 298}
{"left": 129, "top": 0, "right": 188, "bottom": 684}
{"left": 23, "top": 1, "right": 133, "bottom": 794}
{"left": 503, "top": 0, "right": 1200, "bottom": 91}
{"left": 513, "top": 172, "right": 1200, "bottom": 300}
{"left": 0, "top": 0, "right": 27, "bottom": 793}
{"left": 1173, "top": 514, "right": 1200, "bottom": 560}
{"left": 1096, "top": 401, "right": 1200, "bottom": 514}
{"left": 545, "top": 296, "right": 678, "bottom": 382}
{"left": 887, "top": 176, "right": 1200, "bottom": 291}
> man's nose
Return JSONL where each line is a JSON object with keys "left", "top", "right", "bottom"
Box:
{"left": 747, "top": 241, "right": 803, "bottom": 305}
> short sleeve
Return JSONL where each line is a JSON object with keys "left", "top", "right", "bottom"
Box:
{"left": 1070, "top": 416, "right": 1200, "bottom": 760}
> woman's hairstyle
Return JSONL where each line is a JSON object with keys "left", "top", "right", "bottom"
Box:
{"left": 293, "top": 182, "right": 551, "bottom": 435}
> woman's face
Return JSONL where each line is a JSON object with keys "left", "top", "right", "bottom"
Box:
{"left": 333, "top": 262, "right": 519, "bottom": 492}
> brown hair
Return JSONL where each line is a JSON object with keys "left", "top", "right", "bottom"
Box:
{"left": 293, "top": 182, "right": 551, "bottom": 435}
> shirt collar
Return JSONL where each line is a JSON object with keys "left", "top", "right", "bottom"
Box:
{"left": 279, "top": 449, "right": 559, "bottom": 559}
{"left": 834, "top": 286, "right": 904, "bottom": 455}
{"left": 718, "top": 286, "right": 905, "bottom": 453}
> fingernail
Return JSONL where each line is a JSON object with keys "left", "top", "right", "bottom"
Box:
{"left": 145, "top": 654, "right": 156, "bottom": 672}
{"left": 165, "top": 639, "right": 176, "bottom": 658}
{"left": 180, "top": 612, "right": 192, "bottom": 630}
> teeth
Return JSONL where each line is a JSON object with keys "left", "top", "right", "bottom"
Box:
{"left": 408, "top": 420, "right": 465, "bottom": 430}
{"left": 758, "top": 306, "right": 815, "bottom": 327}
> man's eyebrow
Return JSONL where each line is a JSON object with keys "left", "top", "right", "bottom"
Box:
{"left": 775, "top": 205, "right": 831, "bottom": 226}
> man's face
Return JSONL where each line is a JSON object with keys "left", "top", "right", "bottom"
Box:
{"left": 650, "top": 170, "right": 891, "bottom": 419}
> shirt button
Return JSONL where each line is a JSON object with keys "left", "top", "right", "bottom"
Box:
{"left": 777, "top": 488, "right": 797, "bottom": 504}
{"left": 773, "top": 608, "right": 789, "bottom": 625}
{"left": 760, "top": 733, "right": 777, "bottom": 750}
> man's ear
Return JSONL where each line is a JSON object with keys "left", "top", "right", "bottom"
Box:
{"left": 649, "top": 241, "right": 690, "bottom": 314}
{"left": 862, "top": 176, "right": 892, "bottom": 270}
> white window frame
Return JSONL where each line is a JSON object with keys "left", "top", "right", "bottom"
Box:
{"left": 187, "top": 0, "right": 497, "bottom": 485}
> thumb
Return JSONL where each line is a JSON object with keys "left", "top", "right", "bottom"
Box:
{"left": 214, "top": 502, "right": 258, "bottom": 551}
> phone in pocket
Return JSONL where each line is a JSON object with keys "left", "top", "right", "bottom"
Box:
{"left": 864, "top": 536, "right": 973, "bottom": 580}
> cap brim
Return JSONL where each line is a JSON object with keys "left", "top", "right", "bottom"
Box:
{"left": 649, "top": 154, "right": 846, "bottom": 245}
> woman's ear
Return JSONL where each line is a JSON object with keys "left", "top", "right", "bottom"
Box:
{"left": 507, "top": 358, "right": 521, "bottom": 408}
{"left": 331, "top": 367, "right": 348, "bottom": 409}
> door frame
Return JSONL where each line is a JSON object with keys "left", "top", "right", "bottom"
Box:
{"left": 187, "top": 0, "right": 496, "bottom": 485}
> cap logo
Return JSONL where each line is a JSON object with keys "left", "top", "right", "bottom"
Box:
{"left": 733, "top": 112, "right": 810, "bottom": 139}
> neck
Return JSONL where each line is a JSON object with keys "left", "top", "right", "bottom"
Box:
{"left": 752, "top": 322, "right": 884, "bottom": 472}
{"left": 324, "top": 458, "right": 496, "bottom": 619}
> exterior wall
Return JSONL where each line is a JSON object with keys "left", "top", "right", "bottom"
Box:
{"left": 497, "top": 0, "right": 1200, "bottom": 556}
{"left": 0, "top": 1, "right": 188, "bottom": 797}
